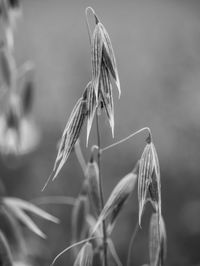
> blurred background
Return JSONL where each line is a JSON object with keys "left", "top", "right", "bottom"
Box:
{"left": 1, "top": 0, "right": 200, "bottom": 265}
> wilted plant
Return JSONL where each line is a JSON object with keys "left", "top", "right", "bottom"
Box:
{"left": 43, "top": 6, "right": 167, "bottom": 266}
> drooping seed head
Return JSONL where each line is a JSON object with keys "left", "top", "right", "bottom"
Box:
{"left": 49, "top": 94, "right": 87, "bottom": 183}
{"left": 91, "top": 24, "right": 103, "bottom": 99}
{"left": 148, "top": 142, "right": 162, "bottom": 220}
{"left": 85, "top": 81, "right": 97, "bottom": 146}
{"left": 138, "top": 139, "right": 162, "bottom": 227}
{"left": 99, "top": 61, "right": 114, "bottom": 137}
{"left": 138, "top": 143, "right": 154, "bottom": 227}
{"left": 99, "top": 22, "right": 120, "bottom": 98}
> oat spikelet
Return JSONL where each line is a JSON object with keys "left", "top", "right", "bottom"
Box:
{"left": 99, "top": 23, "right": 120, "bottom": 97}
{"left": 44, "top": 96, "right": 87, "bottom": 188}
{"left": 92, "top": 171, "right": 137, "bottom": 234}
{"left": 73, "top": 242, "right": 93, "bottom": 266}
{"left": 91, "top": 24, "right": 103, "bottom": 99}
{"left": 138, "top": 142, "right": 154, "bottom": 227}
{"left": 149, "top": 213, "right": 167, "bottom": 266}
{"left": 86, "top": 81, "right": 97, "bottom": 146}
{"left": 100, "top": 61, "right": 114, "bottom": 137}
{"left": 149, "top": 143, "right": 162, "bottom": 221}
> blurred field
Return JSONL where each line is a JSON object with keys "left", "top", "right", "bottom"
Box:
{"left": 1, "top": 0, "right": 200, "bottom": 265}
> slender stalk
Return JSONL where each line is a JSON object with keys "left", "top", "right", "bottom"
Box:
{"left": 127, "top": 222, "right": 140, "bottom": 266}
{"left": 100, "top": 127, "right": 152, "bottom": 153}
{"left": 96, "top": 112, "right": 108, "bottom": 266}
{"left": 52, "top": 236, "right": 101, "bottom": 265}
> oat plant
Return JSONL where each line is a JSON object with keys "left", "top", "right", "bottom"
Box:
{"left": 45, "top": 7, "right": 167, "bottom": 266}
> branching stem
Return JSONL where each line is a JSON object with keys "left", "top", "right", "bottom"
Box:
{"left": 100, "top": 127, "right": 152, "bottom": 153}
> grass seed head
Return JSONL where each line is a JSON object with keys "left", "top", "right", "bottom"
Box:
{"left": 49, "top": 95, "right": 87, "bottom": 183}
{"left": 99, "top": 61, "right": 114, "bottom": 137}
{"left": 138, "top": 143, "right": 154, "bottom": 227}
{"left": 138, "top": 139, "right": 162, "bottom": 227}
{"left": 99, "top": 23, "right": 121, "bottom": 98}
{"left": 91, "top": 24, "right": 103, "bottom": 99}
{"left": 148, "top": 143, "right": 161, "bottom": 219}
{"left": 86, "top": 81, "right": 97, "bottom": 146}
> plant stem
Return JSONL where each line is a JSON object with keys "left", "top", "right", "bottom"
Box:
{"left": 127, "top": 222, "right": 140, "bottom": 266}
{"left": 96, "top": 112, "right": 108, "bottom": 266}
{"left": 100, "top": 127, "right": 152, "bottom": 153}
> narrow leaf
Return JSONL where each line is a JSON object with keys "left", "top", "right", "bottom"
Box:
{"left": 108, "top": 239, "right": 123, "bottom": 266}
{"left": 4, "top": 202, "right": 46, "bottom": 238}
{"left": 0, "top": 206, "right": 26, "bottom": 256}
{"left": 3, "top": 197, "right": 59, "bottom": 223}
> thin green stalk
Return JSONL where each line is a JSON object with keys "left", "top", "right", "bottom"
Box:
{"left": 100, "top": 127, "right": 152, "bottom": 153}
{"left": 127, "top": 222, "right": 140, "bottom": 266}
{"left": 96, "top": 112, "right": 108, "bottom": 266}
